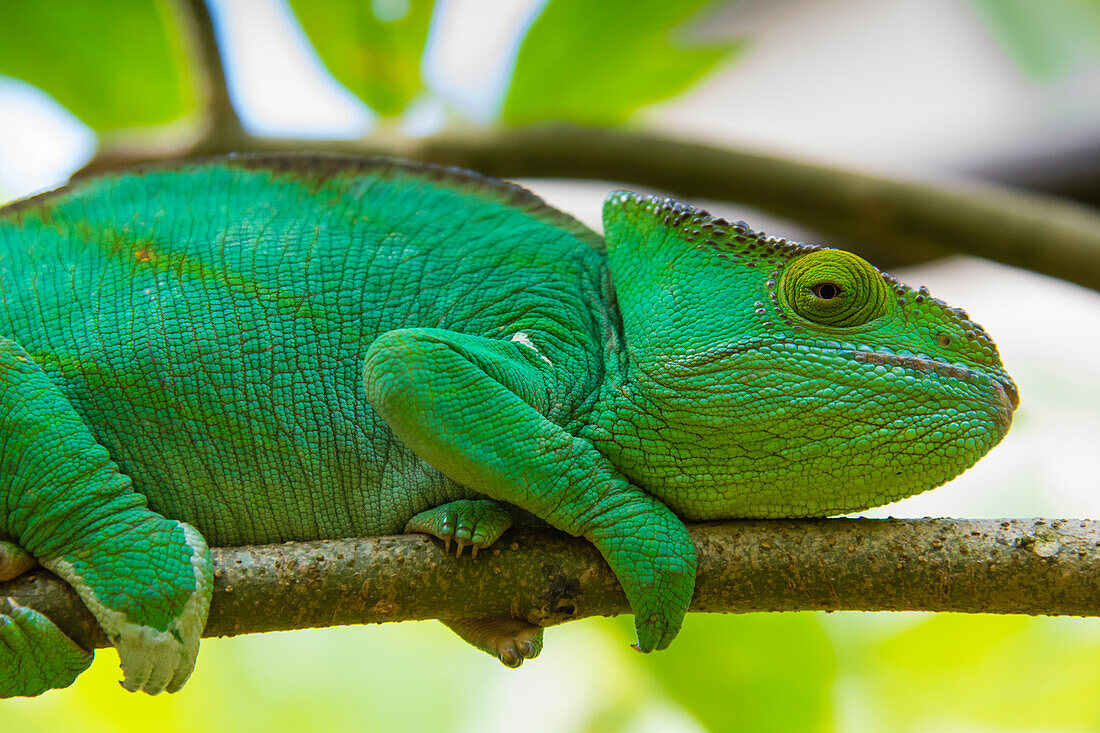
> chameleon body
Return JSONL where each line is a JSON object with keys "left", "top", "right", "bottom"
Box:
{"left": 0, "top": 156, "right": 1017, "bottom": 696}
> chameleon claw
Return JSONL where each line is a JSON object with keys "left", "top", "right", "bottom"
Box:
{"left": 498, "top": 648, "right": 522, "bottom": 668}
{"left": 519, "top": 640, "right": 540, "bottom": 659}
{"left": 405, "top": 500, "right": 512, "bottom": 561}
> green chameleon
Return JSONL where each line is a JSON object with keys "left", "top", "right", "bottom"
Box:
{"left": 0, "top": 155, "right": 1017, "bottom": 697}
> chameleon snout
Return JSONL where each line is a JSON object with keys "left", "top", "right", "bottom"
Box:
{"left": 993, "top": 378, "right": 1019, "bottom": 432}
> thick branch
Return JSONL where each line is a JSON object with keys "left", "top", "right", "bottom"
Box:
{"left": 74, "top": 126, "right": 1100, "bottom": 290}
{"left": 2, "top": 518, "right": 1096, "bottom": 651}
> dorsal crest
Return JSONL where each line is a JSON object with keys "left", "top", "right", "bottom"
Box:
{"left": 602, "top": 191, "right": 820, "bottom": 267}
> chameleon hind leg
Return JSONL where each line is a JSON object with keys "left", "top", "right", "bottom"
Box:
{"left": 1, "top": 539, "right": 93, "bottom": 697}
{"left": 0, "top": 338, "right": 212, "bottom": 696}
{"left": 404, "top": 499, "right": 541, "bottom": 666}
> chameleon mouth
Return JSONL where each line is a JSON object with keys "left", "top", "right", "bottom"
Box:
{"left": 660, "top": 340, "right": 1019, "bottom": 427}
{"left": 849, "top": 349, "right": 1018, "bottom": 426}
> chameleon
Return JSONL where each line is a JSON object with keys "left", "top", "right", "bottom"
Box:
{"left": 0, "top": 155, "right": 1017, "bottom": 697}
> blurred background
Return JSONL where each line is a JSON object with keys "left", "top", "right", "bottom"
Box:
{"left": 1, "top": 0, "right": 1098, "bottom": 730}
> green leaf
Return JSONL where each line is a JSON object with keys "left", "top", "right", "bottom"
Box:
{"left": 0, "top": 0, "right": 197, "bottom": 132}
{"left": 854, "top": 615, "right": 1100, "bottom": 731}
{"left": 605, "top": 613, "right": 835, "bottom": 732}
{"left": 967, "top": 0, "right": 1100, "bottom": 79}
{"left": 287, "top": 0, "right": 435, "bottom": 118}
{"left": 503, "top": 0, "right": 745, "bottom": 126}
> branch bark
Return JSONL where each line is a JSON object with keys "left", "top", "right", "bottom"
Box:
{"left": 73, "top": 125, "right": 1100, "bottom": 291}
{"left": 2, "top": 518, "right": 1096, "bottom": 651}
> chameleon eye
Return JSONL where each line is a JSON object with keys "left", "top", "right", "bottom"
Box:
{"left": 780, "top": 250, "right": 888, "bottom": 328}
{"left": 810, "top": 282, "right": 841, "bottom": 300}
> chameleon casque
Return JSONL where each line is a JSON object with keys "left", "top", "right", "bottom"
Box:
{"left": 0, "top": 155, "right": 1017, "bottom": 697}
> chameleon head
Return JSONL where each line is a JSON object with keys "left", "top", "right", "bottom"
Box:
{"left": 599, "top": 191, "right": 1018, "bottom": 519}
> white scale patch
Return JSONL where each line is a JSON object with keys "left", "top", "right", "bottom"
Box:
{"left": 510, "top": 331, "right": 553, "bottom": 367}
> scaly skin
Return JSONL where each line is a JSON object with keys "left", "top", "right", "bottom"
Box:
{"left": 0, "top": 155, "right": 1017, "bottom": 696}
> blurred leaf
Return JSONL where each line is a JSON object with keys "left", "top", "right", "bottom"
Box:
{"left": 579, "top": 702, "right": 643, "bottom": 733}
{"left": 607, "top": 613, "right": 835, "bottom": 733}
{"left": 0, "top": 0, "right": 196, "bottom": 131}
{"left": 968, "top": 0, "right": 1100, "bottom": 79}
{"left": 503, "top": 0, "right": 745, "bottom": 126}
{"left": 2, "top": 624, "right": 483, "bottom": 733}
{"left": 287, "top": 0, "right": 435, "bottom": 117}
{"left": 853, "top": 615, "right": 1100, "bottom": 732}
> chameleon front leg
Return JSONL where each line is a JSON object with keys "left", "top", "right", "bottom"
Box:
{"left": 404, "top": 499, "right": 543, "bottom": 666}
{"left": 364, "top": 328, "right": 697, "bottom": 654}
{"left": 0, "top": 339, "right": 212, "bottom": 696}
{"left": 405, "top": 499, "right": 514, "bottom": 557}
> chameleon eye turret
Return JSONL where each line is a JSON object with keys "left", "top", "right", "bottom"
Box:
{"left": 779, "top": 249, "right": 888, "bottom": 328}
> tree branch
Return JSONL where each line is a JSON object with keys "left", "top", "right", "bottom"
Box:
{"left": 415, "top": 127, "right": 1100, "bottom": 289}
{"left": 73, "top": 125, "right": 1100, "bottom": 291}
{"left": 2, "top": 518, "right": 1096, "bottom": 651}
{"left": 182, "top": 0, "right": 245, "bottom": 144}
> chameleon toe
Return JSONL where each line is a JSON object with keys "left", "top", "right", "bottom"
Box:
{"left": 0, "top": 540, "right": 35, "bottom": 582}
{"left": 0, "top": 601, "right": 93, "bottom": 698}
{"left": 518, "top": 635, "right": 542, "bottom": 660}
{"left": 405, "top": 500, "right": 513, "bottom": 557}
{"left": 498, "top": 647, "right": 522, "bottom": 668}
{"left": 441, "top": 617, "right": 544, "bottom": 668}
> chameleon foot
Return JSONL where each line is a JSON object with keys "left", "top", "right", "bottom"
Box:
{"left": 0, "top": 339, "right": 212, "bottom": 694}
{"left": 0, "top": 540, "right": 36, "bottom": 582}
{"left": 442, "top": 617, "right": 543, "bottom": 668}
{"left": 405, "top": 499, "right": 512, "bottom": 557}
{"left": 0, "top": 600, "right": 93, "bottom": 697}
{"left": 41, "top": 521, "right": 212, "bottom": 695}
